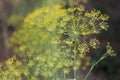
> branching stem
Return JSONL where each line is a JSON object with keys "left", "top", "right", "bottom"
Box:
{"left": 84, "top": 53, "right": 108, "bottom": 80}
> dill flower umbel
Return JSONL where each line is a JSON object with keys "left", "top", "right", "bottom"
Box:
{"left": 78, "top": 43, "right": 89, "bottom": 54}
{"left": 19, "top": 45, "right": 26, "bottom": 51}
{"left": 106, "top": 42, "right": 116, "bottom": 56}
{"left": 89, "top": 38, "right": 100, "bottom": 49}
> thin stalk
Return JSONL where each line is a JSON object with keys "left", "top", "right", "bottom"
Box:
{"left": 64, "top": 73, "right": 67, "bottom": 80}
{"left": 84, "top": 53, "right": 107, "bottom": 80}
{"left": 73, "top": 34, "right": 78, "bottom": 80}
{"left": 74, "top": 58, "right": 77, "bottom": 80}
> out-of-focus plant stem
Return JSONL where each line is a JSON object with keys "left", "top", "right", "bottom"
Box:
{"left": 0, "top": 0, "right": 9, "bottom": 58}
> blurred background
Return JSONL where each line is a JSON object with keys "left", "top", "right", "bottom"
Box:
{"left": 0, "top": 0, "right": 120, "bottom": 80}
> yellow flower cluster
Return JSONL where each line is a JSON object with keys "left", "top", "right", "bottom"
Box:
{"left": 19, "top": 45, "right": 26, "bottom": 51}
{"left": 106, "top": 42, "right": 116, "bottom": 56}
{"left": 0, "top": 56, "right": 23, "bottom": 80}
{"left": 24, "top": 5, "right": 69, "bottom": 31}
{"left": 78, "top": 43, "right": 89, "bottom": 54}
{"left": 89, "top": 38, "right": 100, "bottom": 49}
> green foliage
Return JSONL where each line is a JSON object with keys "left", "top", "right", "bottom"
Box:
{"left": 0, "top": 5, "right": 115, "bottom": 80}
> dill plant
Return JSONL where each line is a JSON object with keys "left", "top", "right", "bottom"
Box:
{"left": 0, "top": 5, "right": 116, "bottom": 80}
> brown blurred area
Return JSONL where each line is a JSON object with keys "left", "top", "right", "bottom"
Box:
{"left": 0, "top": 0, "right": 13, "bottom": 61}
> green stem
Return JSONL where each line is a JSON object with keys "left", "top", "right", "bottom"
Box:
{"left": 73, "top": 55, "right": 77, "bottom": 79}
{"left": 73, "top": 34, "right": 78, "bottom": 80}
{"left": 84, "top": 53, "right": 107, "bottom": 80}
{"left": 74, "top": 70, "right": 77, "bottom": 80}
{"left": 64, "top": 73, "right": 66, "bottom": 80}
